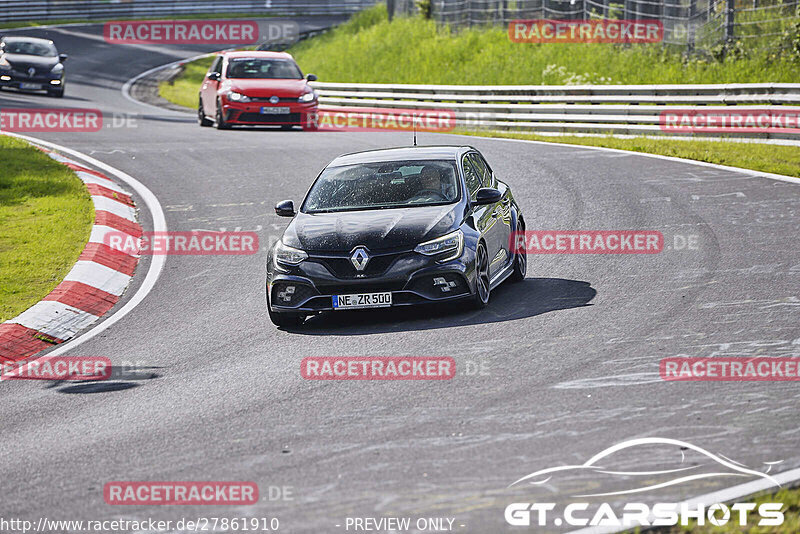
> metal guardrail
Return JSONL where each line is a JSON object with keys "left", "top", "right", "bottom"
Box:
{"left": 0, "top": 0, "right": 379, "bottom": 23}
{"left": 310, "top": 82, "right": 800, "bottom": 141}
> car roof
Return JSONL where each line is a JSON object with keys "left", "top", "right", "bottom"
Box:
{"left": 329, "top": 146, "right": 475, "bottom": 167}
{"left": 1, "top": 36, "right": 55, "bottom": 45}
{"left": 221, "top": 50, "right": 294, "bottom": 60}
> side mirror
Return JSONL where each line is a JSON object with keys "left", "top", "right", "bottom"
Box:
{"left": 207, "top": 71, "right": 220, "bottom": 81}
{"left": 474, "top": 187, "right": 503, "bottom": 206}
{"left": 275, "top": 199, "right": 296, "bottom": 217}
{"left": 58, "top": 54, "right": 68, "bottom": 63}
{"left": 306, "top": 73, "right": 317, "bottom": 82}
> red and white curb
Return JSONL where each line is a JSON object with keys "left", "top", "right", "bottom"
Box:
{"left": 0, "top": 148, "right": 142, "bottom": 362}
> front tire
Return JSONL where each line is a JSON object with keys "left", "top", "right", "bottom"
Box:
{"left": 472, "top": 242, "right": 491, "bottom": 309}
{"left": 215, "top": 99, "right": 230, "bottom": 130}
{"left": 48, "top": 87, "right": 64, "bottom": 98}
{"left": 198, "top": 98, "right": 212, "bottom": 127}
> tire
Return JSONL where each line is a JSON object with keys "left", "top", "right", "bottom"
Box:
{"left": 198, "top": 98, "right": 212, "bottom": 127}
{"left": 215, "top": 99, "right": 230, "bottom": 130}
{"left": 48, "top": 88, "right": 64, "bottom": 98}
{"left": 509, "top": 218, "right": 527, "bottom": 283}
{"left": 472, "top": 242, "right": 491, "bottom": 309}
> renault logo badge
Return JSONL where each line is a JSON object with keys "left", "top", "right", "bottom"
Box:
{"left": 27, "top": 67, "right": 35, "bottom": 77}
{"left": 350, "top": 247, "right": 370, "bottom": 271}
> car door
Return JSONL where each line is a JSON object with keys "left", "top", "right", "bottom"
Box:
{"left": 201, "top": 56, "right": 223, "bottom": 116}
{"left": 463, "top": 153, "right": 502, "bottom": 277}
{"left": 471, "top": 151, "right": 513, "bottom": 273}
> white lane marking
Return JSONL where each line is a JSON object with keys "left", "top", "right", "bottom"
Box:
{"left": 92, "top": 195, "right": 138, "bottom": 220}
{"left": 88, "top": 225, "right": 140, "bottom": 254}
{"left": 77, "top": 171, "right": 131, "bottom": 195}
{"left": 14, "top": 301, "right": 100, "bottom": 340}
{"left": 121, "top": 52, "right": 216, "bottom": 114}
{"left": 467, "top": 134, "right": 800, "bottom": 185}
{"left": 1, "top": 132, "right": 167, "bottom": 357}
{"left": 63, "top": 261, "right": 132, "bottom": 295}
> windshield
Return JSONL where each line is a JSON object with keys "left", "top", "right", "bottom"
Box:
{"left": 302, "top": 160, "right": 461, "bottom": 213}
{"left": 226, "top": 58, "right": 302, "bottom": 79}
{"left": 4, "top": 40, "right": 57, "bottom": 57}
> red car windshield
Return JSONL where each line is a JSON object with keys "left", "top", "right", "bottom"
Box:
{"left": 226, "top": 58, "right": 302, "bottom": 79}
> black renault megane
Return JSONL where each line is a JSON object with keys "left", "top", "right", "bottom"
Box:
{"left": 266, "top": 146, "right": 526, "bottom": 327}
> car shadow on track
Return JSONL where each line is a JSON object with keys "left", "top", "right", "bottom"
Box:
{"left": 52, "top": 366, "right": 162, "bottom": 394}
{"left": 291, "top": 277, "right": 596, "bottom": 335}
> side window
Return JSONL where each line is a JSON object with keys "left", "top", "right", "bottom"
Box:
{"left": 469, "top": 153, "right": 493, "bottom": 187}
{"left": 210, "top": 56, "right": 223, "bottom": 75}
{"left": 462, "top": 155, "right": 481, "bottom": 199}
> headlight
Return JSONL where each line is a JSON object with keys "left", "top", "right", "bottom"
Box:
{"left": 0, "top": 57, "right": 10, "bottom": 69}
{"left": 227, "top": 91, "right": 251, "bottom": 103}
{"left": 298, "top": 89, "right": 317, "bottom": 102}
{"left": 274, "top": 241, "right": 307, "bottom": 266}
{"left": 414, "top": 230, "right": 464, "bottom": 262}
{"left": 50, "top": 63, "right": 64, "bottom": 75}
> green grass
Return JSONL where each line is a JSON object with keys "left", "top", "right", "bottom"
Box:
{"left": 0, "top": 136, "right": 94, "bottom": 322}
{"left": 287, "top": 4, "right": 800, "bottom": 84}
{"left": 159, "top": 55, "right": 216, "bottom": 110}
{"left": 457, "top": 130, "right": 800, "bottom": 178}
{"left": 158, "top": 4, "right": 800, "bottom": 179}
{"left": 626, "top": 486, "right": 800, "bottom": 533}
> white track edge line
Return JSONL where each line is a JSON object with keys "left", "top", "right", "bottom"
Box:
{"left": 468, "top": 134, "right": 800, "bottom": 185}
{"left": 1, "top": 131, "right": 167, "bottom": 358}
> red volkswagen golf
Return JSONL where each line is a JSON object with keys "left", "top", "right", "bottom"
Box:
{"left": 198, "top": 51, "right": 318, "bottom": 130}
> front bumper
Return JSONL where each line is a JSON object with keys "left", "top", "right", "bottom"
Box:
{"left": 267, "top": 249, "right": 475, "bottom": 313}
{"left": 221, "top": 100, "right": 317, "bottom": 126}
{"left": 0, "top": 71, "right": 62, "bottom": 91}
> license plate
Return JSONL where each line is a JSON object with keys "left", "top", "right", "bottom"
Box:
{"left": 260, "top": 106, "right": 290, "bottom": 114}
{"left": 20, "top": 83, "right": 41, "bottom": 90}
{"left": 332, "top": 292, "right": 392, "bottom": 310}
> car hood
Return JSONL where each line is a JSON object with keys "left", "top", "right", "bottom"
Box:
{"left": 4, "top": 53, "right": 59, "bottom": 70}
{"left": 224, "top": 78, "right": 308, "bottom": 98}
{"left": 283, "top": 204, "right": 462, "bottom": 253}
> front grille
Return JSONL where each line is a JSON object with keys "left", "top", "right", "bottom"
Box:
{"left": 316, "top": 280, "right": 408, "bottom": 295}
{"left": 235, "top": 112, "right": 301, "bottom": 124}
{"left": 249, "top": 96, "right": 296, "bottom": 103}
{"left": 310, "top": 253, "right": 400, "bottom": 279}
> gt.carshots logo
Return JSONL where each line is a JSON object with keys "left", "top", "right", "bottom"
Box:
{"left": 505, "top": 438, "right": 785, "bottom": 528}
